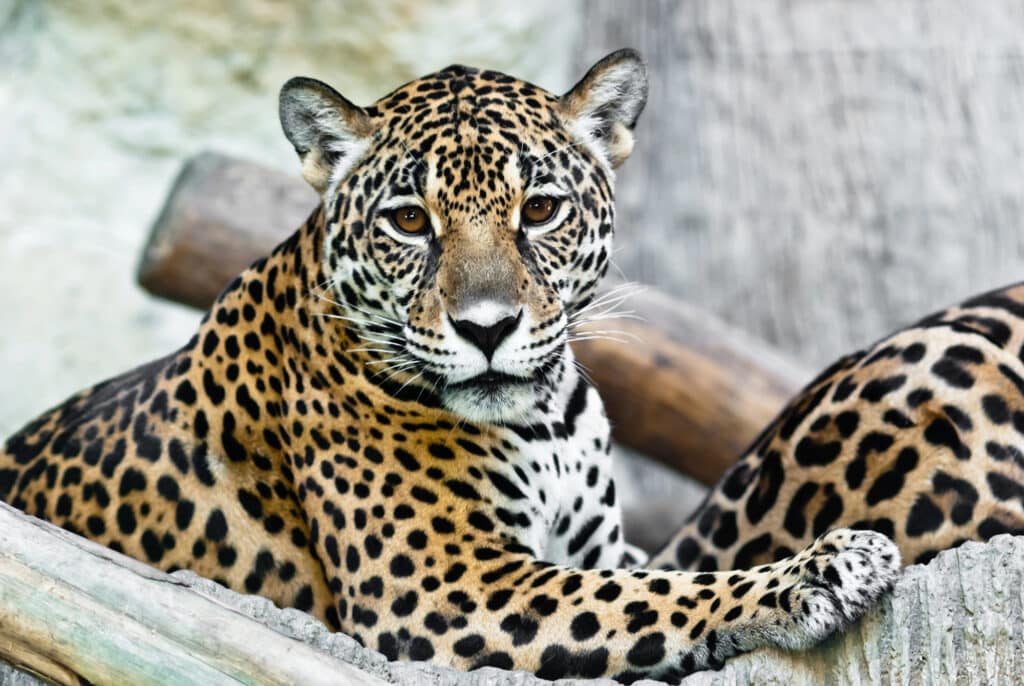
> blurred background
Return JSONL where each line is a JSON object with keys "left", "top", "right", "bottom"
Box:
{"left": 3, "top": 1, "right": 1024, "bottom": 547}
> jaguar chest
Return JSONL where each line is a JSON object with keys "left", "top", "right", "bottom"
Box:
{"left": 487, "top": 383, "right": 623, "bottom": 569}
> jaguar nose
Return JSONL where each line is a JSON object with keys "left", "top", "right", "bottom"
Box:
{"left": 449, "top": 309, "right": 523, "bottom": 360}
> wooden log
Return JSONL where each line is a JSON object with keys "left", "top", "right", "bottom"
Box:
{"left": 578, "top": 290, "right": 809, "bottom": 486}
{"left": 139, "top": 153, "right": 321, "bottom": 311}
{"left": 138, "top": 152, "right": 809, "bottom": 484}
{"left": 0, "top": 501, "right": 386, "bottom": 686}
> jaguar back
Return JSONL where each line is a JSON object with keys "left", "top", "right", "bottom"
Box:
{"left": 652, "top": 283, "right": 1024, "bottom": 571}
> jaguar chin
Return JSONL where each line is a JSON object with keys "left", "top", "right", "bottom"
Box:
{"left": 439, "top": 370, "right": 543, "bottom": 424}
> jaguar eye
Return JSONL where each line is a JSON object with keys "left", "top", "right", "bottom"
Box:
{"left": 390, "top": 206, "right": 429, "bottom": 235}
{"left": 522, "top": 196, "right": 559, "bottom": 226}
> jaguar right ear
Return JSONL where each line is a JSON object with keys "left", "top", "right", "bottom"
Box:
{"left": 560, "top": 49, "right": 648, "bottom": 169}
{"left": 279, "top": 77, "right": 375, "bottom": 195}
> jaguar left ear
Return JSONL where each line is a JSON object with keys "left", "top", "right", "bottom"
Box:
{"left": 561, "top": 49, "right": 648, "bottom": 169}
{"left": 279, "top": 77, "right": 375, "bottom": 194}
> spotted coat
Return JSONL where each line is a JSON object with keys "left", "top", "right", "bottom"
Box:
{"left": 0, "top": 51, "right": 898, "bottom": 683}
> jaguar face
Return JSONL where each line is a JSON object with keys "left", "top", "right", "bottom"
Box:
{"left": 280, "top": 51, "right": 647, "bottom": 424}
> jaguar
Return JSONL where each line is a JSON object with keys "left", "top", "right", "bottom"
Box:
{"left": 1, "top": 50, "right": 902, "bottom": 682}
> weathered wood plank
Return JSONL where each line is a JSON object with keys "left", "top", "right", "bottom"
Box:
{"left": 137, "top": 152, "right": 809, "bottom": 484}
{"left": 0, "top": 501, "right": 387, "bottom": 686}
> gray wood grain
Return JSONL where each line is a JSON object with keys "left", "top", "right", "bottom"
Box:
{"left": 576, "top": 0, "right": 1024, "bottom": 366}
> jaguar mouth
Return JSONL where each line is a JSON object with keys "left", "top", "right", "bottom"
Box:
{"left": 439, "top": 368, "right": 546, "bottom": 424}
{"left": 401, "top": 348, "right": 564, "bottom": 424}
{"left": 449, "top": 370, "right": 530, "bottom": 391}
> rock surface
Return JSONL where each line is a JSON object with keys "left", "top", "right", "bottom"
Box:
{"left": 4, "top": 534, "right": 1022, "bottom": 686}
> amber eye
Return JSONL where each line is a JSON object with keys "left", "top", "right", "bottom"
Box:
{"left": 522, "top": 196, "right": 559, "bottom": 226}
{"left": 390, "top": 206, "right": 429, "bottom": 235}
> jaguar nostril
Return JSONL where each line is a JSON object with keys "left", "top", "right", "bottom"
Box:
{"left": 450, "top": 310, "right": 522, "bottom": 360}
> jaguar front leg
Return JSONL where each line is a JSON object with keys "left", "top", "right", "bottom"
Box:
{"left": 338, "top": 528, "right": 898, "bottom": 682}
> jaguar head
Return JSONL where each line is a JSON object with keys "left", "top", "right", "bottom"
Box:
{"left": 280, "top": 50, "right": 647, "bottom": 424}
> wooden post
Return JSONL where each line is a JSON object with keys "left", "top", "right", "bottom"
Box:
{"left": 138, "top": 152, "right": 809, "bottom": 485}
